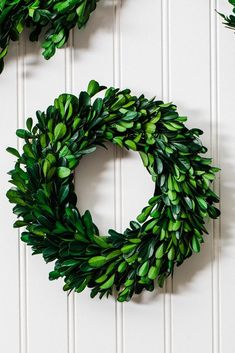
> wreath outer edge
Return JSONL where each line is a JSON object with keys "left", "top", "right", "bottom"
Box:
{"left": 7, "top": 80, "right": 220, "bottom": 302}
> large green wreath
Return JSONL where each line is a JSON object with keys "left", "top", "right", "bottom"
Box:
{"left": 0, "top": 0, "right": 99, "bottom": 74}
{"left": 7, "top": 81, "right": 220, "bottom": 302}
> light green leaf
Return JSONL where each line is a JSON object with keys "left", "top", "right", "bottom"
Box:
{"left": 57, "top": 167, "right": 71, "bottom": 178}
{"left": 54, "top": 122, "right": 67, "bottom": 141}
{"left": 88, "top": 256, "right": 107, "bottom": 268}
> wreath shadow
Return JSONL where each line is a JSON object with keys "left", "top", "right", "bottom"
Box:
{"left": 71, "top": 0, "right": 127, "bottom": 54}
{"left": 172, "top": 131, "right": 234, "bottom": 289}
{"left": 131, "top": 111, "right": 235, "bottom": 305}
{"left": 2, "top": 0, "right": 127, "bottom": 79}
{"left": 74, "top": 114, "right": 234, "bottom": 306}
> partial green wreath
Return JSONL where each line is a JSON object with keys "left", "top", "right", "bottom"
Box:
{"left": 7, "top": 80, "right": 220, "bottom": 302}
{"left": 219, "top": 0, "right": 235, "bottom": 30}
{"left": 0, "top": 0, "right": 99, "bottom": 74}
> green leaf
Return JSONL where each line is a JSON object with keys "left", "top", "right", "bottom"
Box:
{"left": 94, "top": 235, "right": 111, "bottom": 249}
{"left": 123, "top": 111, "right": 138, "bottom": 121}
{"left": 118, "top": 261, "right": 127, "bottom": 273}
{"left": 208, "top": 205, "right": 220, "bottom": 219}
{"left": 59, "top": 184, "right": 70, "bottom": 203}
{"left": 138, "top": 261, "right": 149, "bottom": 277}
{"left": 139, "top": 151, "right": 148, "bottom": 167}
{"left": 83, "top": 210, "right": 94, "bottom": 239}
{"left": 184, "top": 196, "right": 193, "bottom": 210}
{"left": 88, "top": 256, "right": 107, "bottom": 268}
{"left": 57, "top": 167, "right": 71, "bottom": 178}
{"left": 156, "top": 157, "right": 163, "bottom": 174}
{"left": 168, "top": 246, "right": 175, "bottom": 261}
{"left": 148, "top": 265, "right": 159, "bottom": 280}
{"left": 155, "top": 243, "right": 165, "bottom": 259}
{"left": 6, "top": 147, "right": 20, "bottom": 158}
{"left": 100, "top": 274, "right": 115, "bottom": 290}
{"left": 111, "top": 95, "right": 126, "bottom": 110}
{"left": 43, "top": 160, "right": 50, "bottom": 177}
{"left": 49, "top": 270, "right": 60, "bottom": 280}
{"left": 87, "top": 80, "right": 105, "bottom": 97}
{"left": 79, "top": 146, "right": 96, "bottom": 155}
{"left": 23, "top": 144, "right": 34, "bottom": 158}
{"left": 121, "top": 244, "right": 136, "bottom": 254}
{"left": 13, "top": 220, "right": 27, "bottom": 228}
{"left": 113, "top": 137, "right": 123, "bottom": 148}
{"left": 137, "top": 206, "right": 152, "bottom": 223}
{"left": 191, "top": 235, "right": 200, "bottom": 253}
{"left": 16, "top": 129, "right": 31, "bottom": 139}
{"left": 61, "top": 259, "right": 79, "bottom": 267}
{"left": 0, "top": 46, "right": 8, "bottom": 60}
{"left": 106, "top": 252, "right": 122, "bottom": 264}
{"left": 54, "top": 122, "right": 67, "bottom": 141}
{"left": 125, "top": 140, "right": 137, "bottom": 151}
{"left": 145, "top": 122, "right": 156, "bottom": 134}
{"left": 26, "top": 117, "right": 33, "bottom": 131}
{"left": 171, "top": 220, "right": 181, "bottom": 231}
{"left": 196, "top": 197, "right": 208, "bottom": 211}
{"left": 53, "top": 29, "right": 65, "bottom": 44}
{"left": 74, "top": 278, "right": 88, "bottom": 293}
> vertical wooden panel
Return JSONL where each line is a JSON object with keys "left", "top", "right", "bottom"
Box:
{"left": 23, "top": 39, "right": 68, "bottom": 353}
{"left": 17, "top": 39, "right": 28, "bottom": 353}
{"left": 120, "top": 1, "right": 165, "bottom": 353}
{"left": 161, "top": 2, "right": 173, "bottom": 352}
{"left": 169, "top": 1, "right": 213, "bottom": 353}
{"left": 217, "top": 1, "right": 235, "bottom": 353}
{"left": 73, "top": 1, "right": 116, "bottom": 352}
{"left": 113, "top": 2, "right": 123, "bottom": 353}
{"left": 0, "top": 43, "right": 20, "bottom": 353}
{"left": 65, "top": 34, "right": 76, "bottom": 353}
{"left": 210, "top": 2, "right": 220, "bottom": 353}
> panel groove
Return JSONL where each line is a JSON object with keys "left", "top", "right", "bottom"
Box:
{"left": 161, "top": 1, "right": 173, "bottom": 353}
{"left": 65, "top": 31, "right": 76, "bottom": 353}
{"left": 17, "top": 38, "right": 29, "bottom": 353}
{"left": 113, "top": 1, "right": 124, "bottom": 353}
{"left": 210, "top": 1, "right": 221, "bottom": 353}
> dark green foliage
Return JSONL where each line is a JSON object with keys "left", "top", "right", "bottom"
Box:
{"left": 219, "top": 0, "right": 235, "bottom": 31}
{"left": 0, "top": 0, "right": 99, "bottom": 74}
{"left": 7, "top": 80, "right": 220, "bottom": 302}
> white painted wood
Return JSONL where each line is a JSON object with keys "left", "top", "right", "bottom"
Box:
{"left": 120, "top": 1, "right": 165, "bottom": 353}
{"left": 217, "top": 2, "right": 235, "bottom": 353}
{"left": 23, "top": 38, "right": 68, "bottom": 353}
{"left": 73, "top": 2, "right": 117, "bottom": 353}
{"left": 0, "top": 43, "right": 20, "bottom": 353}
{"left": 1, "top": 1, "right": 235, "bottom": 353}
{"left": 169, "top": 2, "right": 214, "bottom": 353}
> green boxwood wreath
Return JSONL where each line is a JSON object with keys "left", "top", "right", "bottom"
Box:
{"left": 7, "top": 80, "right": 220, "bottom": 302}
{"left": 0, "top": 0, "right": 99, "bottom": 74}
{"left": 219, "top": 0, "right": 235, "bottom": 31}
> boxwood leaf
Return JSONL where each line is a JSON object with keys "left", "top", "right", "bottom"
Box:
{"left": 54, "top": 122, "right": 67, "bottom": 141}
{"left": 138, "top": 261, "right": 149, "bottom": 277}
{"left": 100, "top": 274, "right": 115, "bottom": 289}
{"left": 88, "top": 256, "right": 107, "bottom": 268}
{"left": 87, "top": 80, "right": 105, "bottom": 97}
{"left": 6, "top": 147, "right": 20, "bottom": 158}
{"left": 57, "top": 167, "right": 71, "bottom": 178}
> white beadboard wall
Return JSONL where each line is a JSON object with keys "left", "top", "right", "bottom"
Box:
{"left": 0, "top": 1, "right": 234, "bottom": 352}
